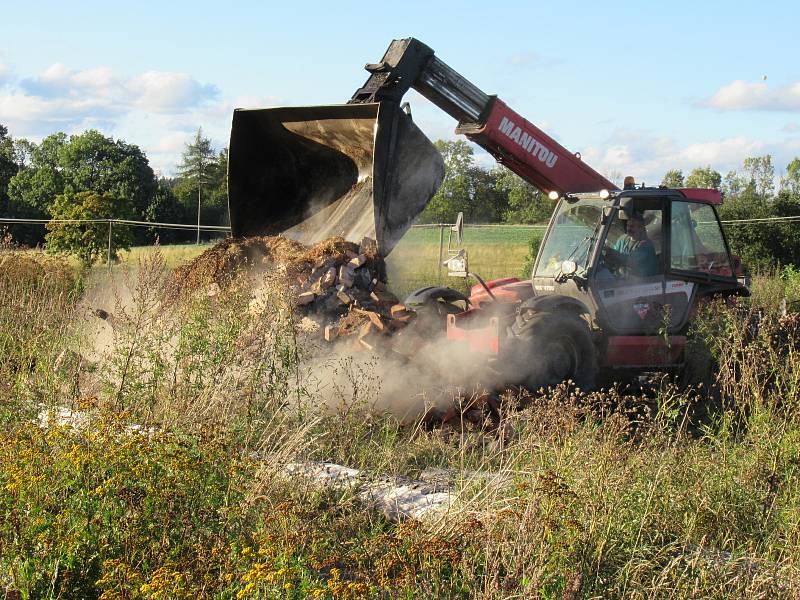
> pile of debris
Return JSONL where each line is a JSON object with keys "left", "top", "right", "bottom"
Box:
{"left": 291, "top": 236, "right": 422, "bottom": 355}
{"left": 169, "top": 234, "right": 424, "bottom": 356}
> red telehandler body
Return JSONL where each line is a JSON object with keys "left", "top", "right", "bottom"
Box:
{"left": 227, "top": 38, "right": 748, "bottom": 390}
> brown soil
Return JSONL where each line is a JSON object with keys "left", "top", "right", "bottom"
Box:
{"left": 335, "top": 309, "right": 372, "bottom": 336}
{"left": 284, "top": 238, "right": 361, "bottom": 279}
{"left": 168, "top": 235, "right": 306, "bottom": 296}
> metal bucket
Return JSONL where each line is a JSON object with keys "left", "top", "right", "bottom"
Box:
{"left": 227, "top": 102, "right": 444, "bottom": 255}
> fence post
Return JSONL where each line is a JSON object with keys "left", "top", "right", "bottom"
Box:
{"left": 437, "top": 224, "right": 445, "bottom": 281}
{"left": 196, "top": 185, "right": 202, "bottom": 244}
{"left": 107, "top": 219, "right": 113, "bottom": 269}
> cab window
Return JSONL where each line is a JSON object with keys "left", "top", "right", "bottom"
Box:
{"left": 598, "top": 208, "right": 664, "bottom": 279}
{"left": 670, "top": 201, "right": 733, "bottom": 277}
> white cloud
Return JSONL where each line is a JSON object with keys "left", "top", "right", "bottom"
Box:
{"left": 151, "top": 131, "right": 190, "bottom": 154}
{"left": 0, "top": 93, "right": 122, "bottom": 123}
{"left": 679, "top": 137, "right": 765, "bottom": 165}
{"left": 706, "top": 80, "right": 800, "bottom": 111}
{"left": 578, "top": 128, "right": 788, "bottom": 185}
{"left": 0, "top": 62, "right": 10, "bottom": 86}
{"left": 783, "top": 122, "right": 800, "bottom": 133}
{"left": 22, "top": 63, "right": 120, "bottom": 99}
{"left": 126, "top": 71, "right": 218, "bottom": 113}
{"left": 0, "top": 62, "right": 221, "bottom": 147}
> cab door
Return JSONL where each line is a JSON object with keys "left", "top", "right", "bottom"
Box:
{"left": 593, "top": 203, "right": 668, "bottom": 334}
{"left": 664, "top": 200, "right": 738, "bottom": 328}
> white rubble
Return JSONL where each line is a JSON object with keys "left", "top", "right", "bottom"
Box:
{"left": 283, "top": 460, "right": 454, "bottom": 522}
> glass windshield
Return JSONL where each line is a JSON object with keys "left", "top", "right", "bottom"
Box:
{"left": 535, "top": 199, "right": 605, "bottom": 277}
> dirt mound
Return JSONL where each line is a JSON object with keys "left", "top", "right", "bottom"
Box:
{"left": 169, "top": 235, "right": 308, "bottom": 296}
{"left": 166, "top": 233, "right": 421, "bottom": 355}
{"left": 169, "top": 235, "right": 384, "bottom": 298}
{"left": 284, "top": 237, "right": 363, "bottom": 279}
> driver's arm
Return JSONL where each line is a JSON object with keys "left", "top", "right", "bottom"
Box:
{"left": 602, "top": 238, "right": 628, "bottom": 268}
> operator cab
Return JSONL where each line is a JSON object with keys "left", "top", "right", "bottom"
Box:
{"left": 532, "top": 186, "right": 747, "bottom": 336}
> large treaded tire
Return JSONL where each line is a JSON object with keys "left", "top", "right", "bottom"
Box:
{"left": 509, "top": 310, "right": 597, "bottom": 392}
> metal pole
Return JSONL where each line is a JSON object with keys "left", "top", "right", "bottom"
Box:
{"left": 196, "top": 183, "right": 201, "bottom": 244}
{"left": 107, "top": 219, "right": 113, "bottom": 269}
{"left": 437, "top": 224, "right": 444, "bottom": 281}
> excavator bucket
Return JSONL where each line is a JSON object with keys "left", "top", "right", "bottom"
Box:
{"left": 227, "top": 102, "right": 444, "bottom": 255}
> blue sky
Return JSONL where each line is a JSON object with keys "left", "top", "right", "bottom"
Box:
{"left": 1, "top": 0, "right": 798, "bottom": 185}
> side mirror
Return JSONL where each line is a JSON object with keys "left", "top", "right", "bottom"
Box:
{"left": 601, "top": 205, "right": 617, "bottom": 224}
{"left": 451, "top": 212, "right": 464, "bottom": 246}
{"left": 444, "top": 249, "right": 469, "bottom": 278}
{"left": 618, "top": 197, "right": 635, "bottom": 219}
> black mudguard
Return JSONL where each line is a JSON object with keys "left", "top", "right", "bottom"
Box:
{"left": 404, "top": 286, "right": 469, "bottom": 308}
{"left": 519, "top": 294, "right": 590, "bottom": 316}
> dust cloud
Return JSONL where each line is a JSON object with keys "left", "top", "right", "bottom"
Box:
{"left": 297, "top": 330, "right": 505, "bottom": 422}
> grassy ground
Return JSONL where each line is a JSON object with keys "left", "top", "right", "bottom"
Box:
{"left": 387, "top": 226, "right": 543, "bottom": 298}
{"left": 120, "top": 241, "right": 213, "bottom": 269}
{"left": 4, "top": 244, "right": 800, "bottom": 597}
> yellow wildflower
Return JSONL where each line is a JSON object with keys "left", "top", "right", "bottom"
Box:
{"left": 236, "top": 582, "right": 255, "bottom": 599}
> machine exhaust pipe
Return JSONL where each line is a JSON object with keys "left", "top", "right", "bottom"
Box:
{"left": 227, "top": 102, "right": 444, "bottom": 255}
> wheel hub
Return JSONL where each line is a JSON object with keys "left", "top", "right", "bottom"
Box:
{"left": 543, "top": 336, "right": 579, "bottom": 381}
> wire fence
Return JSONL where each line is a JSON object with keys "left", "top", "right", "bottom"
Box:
{"left": 2, "top": 213, "right": 800, "bottom": 271}
{"left": 0, "top": 217, "right": 231, "bottom": 266}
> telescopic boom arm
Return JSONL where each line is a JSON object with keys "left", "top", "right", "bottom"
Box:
{"left": 349, "top": 38, "right": 617, "bottom": 196}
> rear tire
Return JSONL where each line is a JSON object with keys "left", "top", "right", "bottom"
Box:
{"left": 509, "top": 311, "right": 597, "bottom": 392}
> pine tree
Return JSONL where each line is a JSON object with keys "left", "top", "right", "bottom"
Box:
{"left": 176, "top": 128, "right": 218, "bottom": 242}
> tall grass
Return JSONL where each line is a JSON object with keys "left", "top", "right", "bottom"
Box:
{"left": 2, "top": 247, "right": 800, "bottom": 598}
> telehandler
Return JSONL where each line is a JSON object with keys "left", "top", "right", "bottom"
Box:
{"left": 227, "top": 38, "right": 748, "bottom": 390}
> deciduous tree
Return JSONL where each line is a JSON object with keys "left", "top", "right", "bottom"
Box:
{"left": 418, "top": 140, "right": 476, "bottom": 223}
{"left": 742, "top": 155, "right": 775, "bottom": 198}
{"left": 45, "top": 191, "right": 134, "bottom": 265}
{"left": 685, "top": 166, "right": 722, "bottom": 190}
{"left": 0, "top": 125, "right": 17, "bottom": 218}
{"left": 496, "top": 166, "right": 551, "bottom": 223}
{"left": 6, "top": 130, "right": 156, "bottom": 244}
{"left": 661, "top": 169, "right": 684, "bottom": 188}
{"left": 780, "top": 158, "right": 800, "bottom": 196}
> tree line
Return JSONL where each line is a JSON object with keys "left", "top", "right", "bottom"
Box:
{"left": 0, "top": 124, "right": 226, "bottom": 263}
{"left": 2, "top": 122, "right": 800, "bottom": 270}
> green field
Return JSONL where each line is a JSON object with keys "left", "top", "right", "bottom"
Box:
{"left": 120, "top": 241, "right": 214, "bottom": 269}
{"left": 387, "top": 225, "right": 544, "bottom": 296}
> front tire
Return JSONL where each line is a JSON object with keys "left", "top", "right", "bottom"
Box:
{"left": 509, "top": 311, "right": 597, "bottom": 392}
